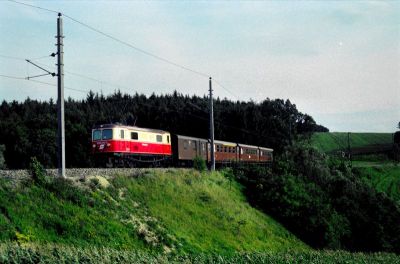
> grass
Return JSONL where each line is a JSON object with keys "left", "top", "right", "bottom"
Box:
{"left": 354, "top": 164, "right": 400, "bottom": 203}
{"left": 111, "top": 169, "right": 306, "bottom": 253}
{"left": 0, "top": 243, "right": 398, "bottom": 264}
{"left": 0, "top": 169, "right": 306, "bottom": 254}
{"left": 0, "top": 168, "right": 398, "bottom": 262}
{"left": 0, "top": 177, "right": 147, "bottom": 250}
{"left": 310, "top": 132, "right": 392, "bottom": 153}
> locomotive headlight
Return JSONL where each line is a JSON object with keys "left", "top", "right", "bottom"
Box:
{"left": 92, "top": 144, "right": 96, "bottom": 148}
{"left": 106, "top": 143, "right": 111, "bottom": 147}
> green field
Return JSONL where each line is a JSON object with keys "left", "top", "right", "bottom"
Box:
{"left": 354, "top": 164, "right": 400, "bottom": 203}
{"left": 0, "top": 169, "right": 306, "bottom": 254}
{"left": 310, "top": 132, "right": 392, "bottom": 153}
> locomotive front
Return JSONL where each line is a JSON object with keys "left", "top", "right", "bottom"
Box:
{"left": 92, "top": 124, "right": 172, "bottom": 167}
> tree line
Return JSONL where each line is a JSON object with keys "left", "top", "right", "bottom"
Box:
{"left": 0, "top": 91, "right": 327, "bottom": 169}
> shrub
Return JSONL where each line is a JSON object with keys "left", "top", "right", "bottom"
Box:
{"left": 193, "top": 156, "right": 206, "bottom": 172}
{"left": 28, "top": 157, "right": 49, "bottom": 187}
{"left": 232, "top": 143, "right": 400, "bottom": 253}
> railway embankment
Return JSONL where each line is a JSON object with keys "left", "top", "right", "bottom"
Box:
{"left": 0, "top": 168, "right": 159, "bottom": 181}
{"left": 0, "top": 168, "right": 307, "bottom": 254}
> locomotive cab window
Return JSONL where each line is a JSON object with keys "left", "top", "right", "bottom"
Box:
{"left": 156, "top": 135, "right": 162, "bottom": 142}
{"left": 93, "top": 130, "right": 102, "bottom": 141}
{"left": 102, "top": 129, "right": 113, "bottom": 140}
{"left": 131, "top": 132, "right": 138, "bottom": 140}
{"left": 167, "top": 135, "right": 170, "bottom": 143}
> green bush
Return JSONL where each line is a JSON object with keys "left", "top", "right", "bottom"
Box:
{"left": 28, "top": 157, "right": 49, "bottom": 187}
{"left": 232, "top": 144, "right": 400, "bottom": 253}
{"left": 193, "top": 156, "right": 206, "bottom": 172}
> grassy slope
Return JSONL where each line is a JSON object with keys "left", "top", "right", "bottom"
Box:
{"left": 311, "top": 132, "right": 392, "bottom": 153}
{"left": 0, "top": 169, "right": 306, "bottom": 254}
{"left": 111, "top": 169, "right": 306, "bottom": 253}
{"left": 354, "top": 164, "right": 400, "bottom": 203}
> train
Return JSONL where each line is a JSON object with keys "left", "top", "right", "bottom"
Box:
{"left": 91, "top": 124, "right": 273, "bottom": 168}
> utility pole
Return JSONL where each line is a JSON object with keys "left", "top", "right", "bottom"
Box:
{"left": 209, "top": 77, "right": 215, "bottom": 171}
{"left": 347, "top": 132, "right": 352, "bottom": 169}
{"left": 57, "top": 13, "right": 66, "bottom": 178}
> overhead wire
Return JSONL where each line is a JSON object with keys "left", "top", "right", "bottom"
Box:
{"left": 213, "top": 79, "right": 240, "bottom": 101}
{"left": 0, "top": 73, "right": 89, "bottom": 93}
{"left": 7, "top": 0, "right": 59, "bottom": 14}
{"left": 1, "top": 55, "right": 166, "bottom": 95}
{"left": 6, "top": 0, "right": 243, "bottom": 100}
{"left": 1, "top": 54, "right": 254, "bottom": 134}
{"left": 2, "top": 2, "right": 262, "bottom": 142}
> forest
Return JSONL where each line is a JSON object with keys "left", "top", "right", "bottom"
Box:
{"left": 0, "top": 91, "right": 327, "bottom": 169}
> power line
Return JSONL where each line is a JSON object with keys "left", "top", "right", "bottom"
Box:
{"left": 213, "top": 79, "right": 240, "bottom": 100}
{"left": 7, "top": 0, "right": 210, "bottom": 79}
{"left": 63, "top": 14, "right": 210, "bottom": 79}
{"left": 0, "top": 54, "right": 52, "bottom": 62}
{"left": 0, "top": 56, "right": 131, "bottom": 94}
{"left": 0, "top": 73, "right": 89, "bottom": 93}
{"left": 7, "top": 0, "right": 58, "bottom": 14}
{"left": 0, "top": 73, "right": 257, "bottom": 136}
{"left": 6, "top": 0, "right": 242, "bottom": 99}
{"left": 0, "top": 54, "right": 25, "bottom": 61}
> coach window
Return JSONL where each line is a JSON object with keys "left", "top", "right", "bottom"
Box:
{"left": 120, "top": 130, "right": 124, "bottom": 139}
{"left": 156, "top": 135, "right": 162, "bottom": 142}
{"left": 184, "top": 141, "right": 188, "bottom": 149}
{"left": 131, "top": 132, "right": 138, "bottom": 140}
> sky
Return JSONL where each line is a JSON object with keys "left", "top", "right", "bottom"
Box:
{"left": 0, "top": 1, "right": 399, "bottom": 132}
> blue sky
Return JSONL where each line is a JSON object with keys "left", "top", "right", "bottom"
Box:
{"left": 0, "top": 1, "right": 399, "bottom": 132}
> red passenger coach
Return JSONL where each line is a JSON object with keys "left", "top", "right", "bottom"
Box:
{"left": 259, "top": 147, "right": 273, "bottom": 163}
{"left": 238, "top": 144, "right": 259, "bottom": 162}
{"left": 92, "top": 124, "right": 172, "bottom": 167}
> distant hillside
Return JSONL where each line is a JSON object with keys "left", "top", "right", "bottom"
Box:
{"left": 310, "top": 132, "right": 393, "bottom": 153}
{"left": 0, "top": 169, "right": 306, "bottom": 254}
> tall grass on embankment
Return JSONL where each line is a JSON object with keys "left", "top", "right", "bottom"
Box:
{"left": 0, "top": 243, "right": 398, "bottom": 264}
{"left": 0, "top": 168, "right": 306, "bottom": 254}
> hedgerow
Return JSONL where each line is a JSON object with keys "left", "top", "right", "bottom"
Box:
{"left": 231, "top": 143, "right": 400, "bottom": 253}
